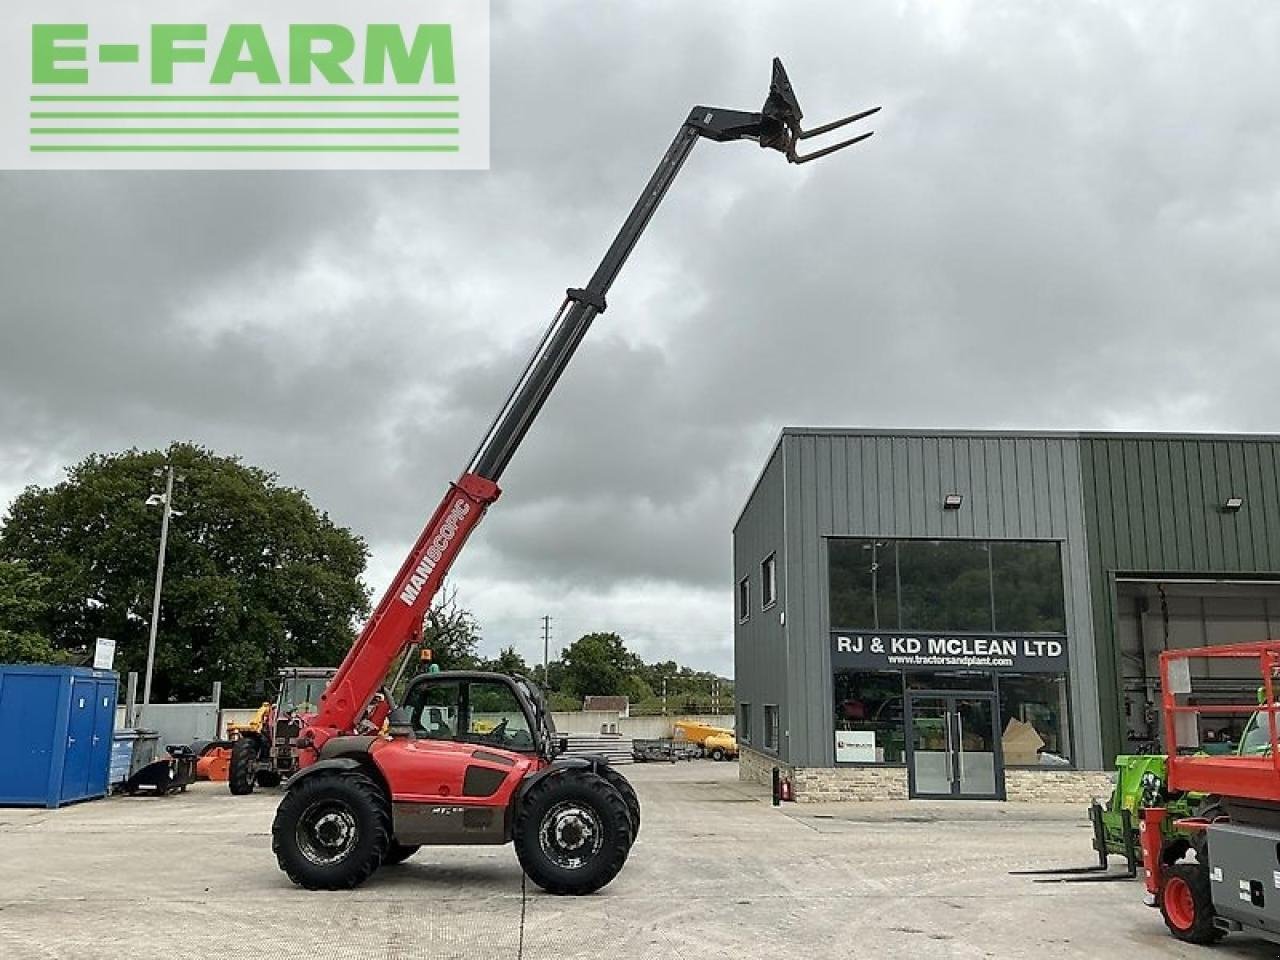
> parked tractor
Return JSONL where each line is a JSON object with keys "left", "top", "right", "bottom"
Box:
{"left": 227, "top": 667, "right": 335, "bottom": 794}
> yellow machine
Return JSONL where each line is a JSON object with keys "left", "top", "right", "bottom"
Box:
{"left": 672, "top": 721, "right": 739, "bottom": 761}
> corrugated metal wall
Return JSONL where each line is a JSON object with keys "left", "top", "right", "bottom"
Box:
{"left": 1079, "top": 435, "right": 1280, "bottom": 759}
{"left": 732, "top": 441, "right": 787, "bottom": 755}
{"left": 736, "top": 429, "right": 1103, "bottom": 769}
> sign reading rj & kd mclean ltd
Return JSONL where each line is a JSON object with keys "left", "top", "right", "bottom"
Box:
{"left": 831, "top": 631, "right": 1068, "bottom": 673}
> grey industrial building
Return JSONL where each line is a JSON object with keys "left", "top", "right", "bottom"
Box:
{"left": 733, "top": 429, "right": 1280, "bottom": 801}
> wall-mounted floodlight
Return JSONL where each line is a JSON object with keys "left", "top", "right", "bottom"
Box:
{"left": 1223, "top": 496, "right": 1244, "bottom": 512}
{"left": 943, "top": 493, "right": 964, "bottom": 510}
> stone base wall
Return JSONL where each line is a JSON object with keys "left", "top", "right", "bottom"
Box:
{"left": 740, "top": 746, "right": 1112, "bottom": 803}
{"left": 739, "top": 746, "right": 909, "bottom": 801}
{"left": 1004, "top": 769, "right": 1115, "bottom": 804}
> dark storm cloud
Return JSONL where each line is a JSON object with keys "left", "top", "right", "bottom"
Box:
{"left": 4, "top": 1, "right": 1280, "bottom": 672}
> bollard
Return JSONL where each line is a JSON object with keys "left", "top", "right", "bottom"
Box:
{"left": 772, "top": 766, "right": 781, "bottom": 806}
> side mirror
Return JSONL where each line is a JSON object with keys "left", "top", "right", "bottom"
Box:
{"left": 386, "top": 707, "right": 415, "bottom": 738}
{"left": 253, "top": 679, "right": 267, "bottom": 696}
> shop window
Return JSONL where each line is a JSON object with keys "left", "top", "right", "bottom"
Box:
{"left": 896, "top": 540, "right": 993, "bottom": 632}
{"left": 739, "top": 703, "right": 752, "bottom": 743}
{"left": 833, "top": 671, "right": 904, "bottom": 764}
{"left": 829, "top": 539, "right": 898, "bottom": 629}
{"left": 761, "top": 553, "right": 777, "bottom": 609}
{"left": 991, "top": 541, "right": 1066, "bottom": 633}
{"left": 764, "top": 705, "right": 779, "bottom": 751}
{"left": 829, "top": 537, "right": 1067, "bottom": 637}
{"left": 998, "top": 674, "right": 1071, "bottom": 766}
{"left": 738, "top": 576, "right": 750, "bottom": 622}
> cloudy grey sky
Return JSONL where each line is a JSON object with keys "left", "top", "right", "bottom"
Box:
{"left": 3, "top": 1, "right": 1279, "bottom": 676}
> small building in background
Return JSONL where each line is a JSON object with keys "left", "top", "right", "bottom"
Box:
{"left": 734, "top": 428, "right": 1280, "bottom": 802}
{"left": 582, "top": 695, "right": 630, "bottom": 719}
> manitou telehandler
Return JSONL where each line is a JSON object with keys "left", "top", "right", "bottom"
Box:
{"left": 270, "top": 59, "right": 879, "bottom": 895}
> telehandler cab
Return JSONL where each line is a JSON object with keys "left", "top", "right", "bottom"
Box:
{"left": 271, "top": 58, "right": 879, "bottom": 895}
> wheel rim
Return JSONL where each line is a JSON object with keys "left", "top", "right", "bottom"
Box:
{"left": 296, "top": 800, "right": 359, "bottom": 866}
{"left": 538, "top": 800, "right": 604, "bottom": 870}
{"left": 1165, "top": 876, "right": 1197, "bottom": 930}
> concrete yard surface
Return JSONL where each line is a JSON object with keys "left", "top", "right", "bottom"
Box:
{"left": 0, "top": 761, "right": 1276, "bottom": 960}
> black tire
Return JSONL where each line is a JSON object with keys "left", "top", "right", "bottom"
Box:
{"left": 514, "top": 770, "right": 633, "bottom": 895}
{"left": 228, "top": 737, "right": 259, "bottom": 795}
{"left": 1160, "top": 862, "right": 1224, "bottom": 945}
{"left": 382, "top": 841, "right": 421, "bottom": 866}
{"left": 710, "top": 748, "right": 725, "bottom": 762}
{"left": 597, "top": 766, "right": 641, "bottom": 840}
{"left": 256, "top": 770, "right": 282, "bottom": 788}
{"left": 272, "top": 771, "right": 390, "bottom": 890}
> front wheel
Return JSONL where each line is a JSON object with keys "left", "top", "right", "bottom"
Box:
{"left": 515, "top": 770, "right": 633, "bottom": 895}
{"left": 272, "top": 772, "right": 390, "bottom": 890}
{"left": 228, "top": 737, "right": 259, "bottom": 795}
{"left": 1160, "top": 862, "right": 1224, "bottom": 944}
{"left": 710, "top": 748, "right": 725, "bottom": 762}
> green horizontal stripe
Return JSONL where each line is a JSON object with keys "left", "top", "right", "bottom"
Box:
{"left": 31, "top": 95, "right": 459, "bottom": 102}
{"left": 32, "top": 112, "right": 459, "bottom": 119}
{"left": 98, "top": 45, "right": 140, "bottom": 64}
{"left": 31, "top": 144, "right": 462, "bottom": 152}
{"left": 32, "top": 128, "right": 460, "bottom": 136}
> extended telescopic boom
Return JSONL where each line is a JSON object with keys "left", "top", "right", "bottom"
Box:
{"left": 302, "top": 59, "right": 879, "bottom": 759}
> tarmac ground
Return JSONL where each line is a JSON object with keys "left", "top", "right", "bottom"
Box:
{"left": 1, "top": 760, "right": 1275, "bottom": 959}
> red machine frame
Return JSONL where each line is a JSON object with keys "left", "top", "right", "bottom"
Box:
{"left": 1161, "top": 641, "right": 1280, "bottom": 802}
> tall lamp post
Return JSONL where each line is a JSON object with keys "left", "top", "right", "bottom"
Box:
{"left": 141, "top": 465, "right": 181, "bottom": 720}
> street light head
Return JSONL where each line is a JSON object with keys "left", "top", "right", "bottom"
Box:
{"left": 145, "top": 494, "right": 164, "bottom": 506}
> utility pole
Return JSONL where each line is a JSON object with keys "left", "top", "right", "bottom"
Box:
{"left": 142, "top": 465, "right": 176, "bottom": 718}
{"left": 661, "top": 676, "right": 668, "bottom": 716}
{"left": 541, "top": 615, "right": 552, "bottom": 688}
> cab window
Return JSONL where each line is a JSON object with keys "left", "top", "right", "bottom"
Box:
{"left": 467, "top": 679, "right": 534, "bottom": 751}
{"left": 406, "top": 680, "right": 462, "bottom": 740}
{"left": 402, "top": 678, "right": 534, "bottom": 752}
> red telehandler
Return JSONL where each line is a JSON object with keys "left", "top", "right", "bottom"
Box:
{"left": 270, "top": 59, "right": 879, "bottom": 895}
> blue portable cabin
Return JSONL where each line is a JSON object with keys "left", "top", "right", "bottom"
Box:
{"left": 0, "top": 664, "right": 118, "bottom": 808}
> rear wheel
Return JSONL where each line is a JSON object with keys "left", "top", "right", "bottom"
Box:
{"left": 1160, "top": 862, "right": 1223, "bottom": 944}
{"left": 515, "top": 770, "right": 633, "bottom": 895}
{"left": 597, "top": 766, "right": 641, "bottom": 840}
{"left": 228, "top": 737, "right": 259, "bottom": 795}
{"left": 382, "top": 841, "right": 421, "bottom": 866}
{"left": 272, "top": 772, "right": 390, "bottom": 890}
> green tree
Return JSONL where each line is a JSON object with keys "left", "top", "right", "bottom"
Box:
{"left": 0, "top": 560, "right": 66, "bottom": 664}
{"left": 422, "top": 584, "right": 482, "bottom": 671}
{"left": 0, "top": 444, "right": 369, "bottom": 703}
{"left": 560, "top": 631, "right": 642, "bottom": 699}
{"left": 484, "top": 645, "right": 529, "bottom": 677}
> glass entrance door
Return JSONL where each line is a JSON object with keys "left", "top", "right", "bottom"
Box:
{"left": 906, "top": 691, "right": 1004, "bottom": 799}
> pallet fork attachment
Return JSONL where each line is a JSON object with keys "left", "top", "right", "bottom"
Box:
{"left": 1009, "top": 804, "right": 1140, "bottom": 883}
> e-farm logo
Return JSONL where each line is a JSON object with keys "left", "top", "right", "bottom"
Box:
{"left": 4, "top": 0, "right": 489, "bottom": 170}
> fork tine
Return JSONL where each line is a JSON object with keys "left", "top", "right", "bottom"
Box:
{"left": 796, "top": 106, "right": 882, "bottom": 141}
{"left": 788, "top": 129, "right": 875, "bottom": 164}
